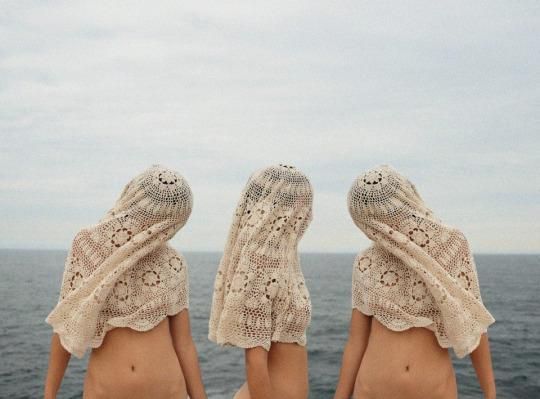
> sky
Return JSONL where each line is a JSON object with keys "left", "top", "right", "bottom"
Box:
{"left": 0, "top": 1, "right": 539, "bottom": 253}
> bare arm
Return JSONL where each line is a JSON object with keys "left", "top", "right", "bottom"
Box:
{"left": 470, "top": 332, "right": 496, "bottom": 399}
{"left": 245, "top": 346, "right": 273, "bottom": 399}
{"left": 334, "top": 310, "right": 372, "bottom": 399}
{"left": 43, "top": 333, "right": 71, "bottom": 399}
{"left": 169, "top": 310, "right": 207, "bottom": 399}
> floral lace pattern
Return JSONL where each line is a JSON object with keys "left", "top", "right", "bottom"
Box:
{"left": 209, "top": 164, "right": 313, "bottom": 350}
{"left": 349, "top": 165, "right": 495, "bottom": 358}
{"left": 46, "top": 165, "right": 192, "bottom": 358}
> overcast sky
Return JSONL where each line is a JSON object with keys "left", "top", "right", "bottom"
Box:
{"left": 1, "top": 1, "right": 539, "bottom": 253}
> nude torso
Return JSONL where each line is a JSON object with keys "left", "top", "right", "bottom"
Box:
{"left": 354, "top": 318, "right": 457, "bottom": 399}
{"left": 83, "top": 317, "right": 187, "bottom": 399}
{"left": 234, "top": 342, "right": 309, "bottom": 399}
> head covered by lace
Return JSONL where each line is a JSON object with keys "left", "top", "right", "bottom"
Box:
{"left": 209, "top": 164, "right": 313, "bottom": 350}
{"left": 46, "top": 164, "right": 193, "bottom": 358}
{"left": 348, "top": 165, "right": 495, "bottom": 358}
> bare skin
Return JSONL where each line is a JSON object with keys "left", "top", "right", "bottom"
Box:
{"left": 233, "top": 342, "right": 309, "bottom": 399}
{"left": 334, "top": 310, "right": 496, "bottom": 399}
{"left": 44, "top": 310, "right": 206, "bottom": 399}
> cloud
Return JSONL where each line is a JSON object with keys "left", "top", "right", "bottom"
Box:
{"left": 0, "top": 1, "right": 539, "bottom": 253}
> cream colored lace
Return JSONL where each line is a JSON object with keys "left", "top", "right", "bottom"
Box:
{"left": 348, "top": 165, "right": 495, "bottom": 358}
{"left": 209, "top": 164, "right": 313, "bottom": 350}
{"left": 46, "top": 165, "right": 192, "bottom": 358}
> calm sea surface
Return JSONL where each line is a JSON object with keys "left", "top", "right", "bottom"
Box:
{"left": 0, "top": 250, "right": 539, "bottom": 398}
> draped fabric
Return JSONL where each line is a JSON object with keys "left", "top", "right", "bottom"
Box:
{"left": 209, "top": 164, "right": 313, "bottom": 350}
{"left": 348, "top": 165, "right": 495, "bottom": 358}
{"left": 46, "top": 165, "right": 192, "bottom": 358}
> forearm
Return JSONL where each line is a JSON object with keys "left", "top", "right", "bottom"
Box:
{"left": 176, "top": 342, "right": 207, "bottom": 399}
{"left": 44, "top": 333, "right": 71, "bottom": 399}
{"left": 470, "top": 333, "right": 496, "bottom": 399}
{"left": 334, "top": 339, "right": 367, "bottom": 399}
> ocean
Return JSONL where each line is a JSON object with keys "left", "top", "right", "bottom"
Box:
{"left": 0, "top": 250, "right": 538, "bottom": 398}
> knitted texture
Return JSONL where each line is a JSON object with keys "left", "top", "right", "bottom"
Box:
{"left": 46, "top": 165, "right": 192, "bottom": 358}
{"left": 348, "top": 165, "right": 495, "bottom": 358}
{"left": 209, "top": 164, "right": 313, "bottom": 350}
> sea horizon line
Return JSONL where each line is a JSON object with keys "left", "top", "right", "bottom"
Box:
{"left": 0, "top": 248, "right": 539, "bottom": 256}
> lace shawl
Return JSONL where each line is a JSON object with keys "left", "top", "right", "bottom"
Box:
{"left": 46, "top": 165, "right": 192, "bottom": 358}
{"left": 348, "top": 165, "right": 495, "bottom": 358}
{"left": 209, "top": 164, "right": 313, "bottom": 350}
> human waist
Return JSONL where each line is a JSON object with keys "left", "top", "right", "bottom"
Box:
{"left": 355, "top": 318, "right": 456, "bottom": 399}
{"left": 85, "top": 319, "right": 186, "bottom": 398}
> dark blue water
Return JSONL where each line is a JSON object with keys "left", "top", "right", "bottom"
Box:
{"left": 0, "top": 250, "right": 538, "bottom": 398}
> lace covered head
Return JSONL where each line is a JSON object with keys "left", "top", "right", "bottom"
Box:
{"left": 209, "top": 164, "right": 313, "bottom": 350}
{"left": 46, "top": 164, "right": 193, "bottom": 358}
{"left": 348, "top": 165, "right": 495, "bottom": 358}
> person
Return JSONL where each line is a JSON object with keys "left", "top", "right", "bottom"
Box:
{"left": 208, "top": 164, "right": 313, "bottom": 399}
{"left": 334, "top": 165, "right": 496, "bottom": 399}
{"left": 44, "top": 164, "right": 206, "bottom": 399}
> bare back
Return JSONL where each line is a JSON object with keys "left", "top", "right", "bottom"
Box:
{"left": 83, "top": 318, "right": 187, "bottom": 399}
{"left": 234, "top": 342, "right": 309, "bottom": 399}
{"left": 354, "top": 318, "right": 457, "bottom": 399}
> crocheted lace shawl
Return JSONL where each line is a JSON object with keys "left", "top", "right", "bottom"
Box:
{"left": 209, "top": 164, "right": 313, "bottom": 351}
{"left": 46, "top": 165, "right": 193, "bottom": 358}
{"left": 348, "top": 165, "right": 495, "bottom": 358}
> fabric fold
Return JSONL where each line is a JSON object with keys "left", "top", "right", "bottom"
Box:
{"left": 348, "top": 165, "right": 495, "bottom": 358}
{"left": 46, "top": 164, "right": 192, "bottom": 358}
{"left": 209, "top": 164, "right": 313, "bottom": 350}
